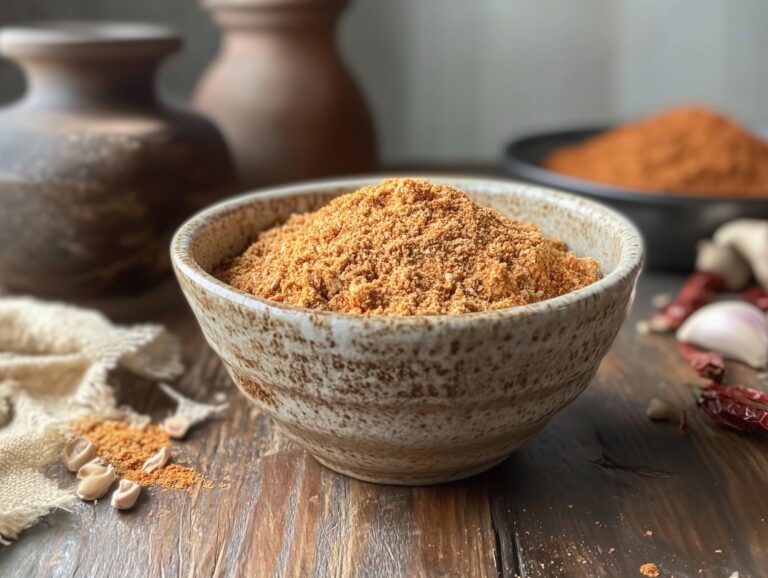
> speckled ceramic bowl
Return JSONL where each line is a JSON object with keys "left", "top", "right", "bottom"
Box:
{"left": 171, "top": 177, "right": 643, "bottom": 485}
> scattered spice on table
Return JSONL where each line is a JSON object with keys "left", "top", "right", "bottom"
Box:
{"left": 74, "top": 418, "right": 211, "bottom": 490}
{"left": 216, "top": 178, "right": 599, "bottom": 316}
{"left": 545, "top": 106, "right": 768, "bottom": 197}
{"left": 639, "top": 562, "right": 660, "bottom": 577}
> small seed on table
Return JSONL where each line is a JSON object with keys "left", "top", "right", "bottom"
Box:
{"left": 77, "top": 459, "right": 107, "bottom": 480}
{"left": 651, "top": 293, "right": 673, "bottom": 309}
{"left": 142, "top": 447, "right": 170, "bottom": 472}
{"left": 111, "top": 479, "right": 141, "bottom": 510}
{"left": 646, "top": 398, "right": 672, "bottom": 421}
{"left": 77, "top": 465, "right": 117, "bottom": 500}
{"left": 61, "top": 436, "right": 97, "bottom": 472}
{"left": 162, "top": 415, "right": 191, "bottom": 440}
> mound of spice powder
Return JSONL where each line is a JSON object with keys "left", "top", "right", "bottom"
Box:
{"left": 544, "top": 106, "right": 768, "bottom": 197}
{"left": 215, "top": 178, "right": 599, "bottom": 315}
{"left": 74, "top": 418, "right": 209, "bottom": 490}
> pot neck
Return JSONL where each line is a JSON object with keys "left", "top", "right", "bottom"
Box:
{"left": 0, "top": 23, "right": 179, "bottom": 112}
{"left": 15, "top": 55, "right": 163, "bottom": 111}
{"left": 205, "top": 0, "right": 348, "bottom": 31}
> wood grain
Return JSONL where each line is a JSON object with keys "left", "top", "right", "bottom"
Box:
{"left": 1, "top": 272, "right": 766, "bottom": 577}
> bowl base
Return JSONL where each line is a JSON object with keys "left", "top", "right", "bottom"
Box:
{"left": 310, "top": 454, "right": 510, "bottom": 486}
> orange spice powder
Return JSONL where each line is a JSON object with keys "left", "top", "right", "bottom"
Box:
{"left": 544, "top": 106, "right": 768, "bottom": 197}
{"left": 216, "top": 178, "right": 599, "bottom": 316}
{"left": 74, "top": 418, "right": 209, "bottom": 490}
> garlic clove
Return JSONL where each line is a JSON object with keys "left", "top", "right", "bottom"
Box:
{"left": 676, "top": 301, "right": 768, "bottom": 369}
{"left": 61, "top": 436, "right": 97, "bottom": 472}
{"left": 695, "top": 240, "right": 752, "bottom": 291}
{"left": 161, "top": 415, "right": 191, "bottom": 440}
{"left": 111, "top": 479, "right": 141, "bottom": 510}
{"left": 77, "top": 460, "right": 108, "bottom": 480}
{"left": 77, "top": 465, "right": 117, "bottom": 500}
{"left": 141, "top": 447, "right": 170, "bottom": 473}
{"left": 714, "top": 220, "right": 768, "bottom": 290}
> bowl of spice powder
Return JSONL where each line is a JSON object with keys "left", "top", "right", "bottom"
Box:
{"left": 171, "top": 177, "right": 642, "bottom": 485}
{"left": 504, "top": 106, "right": 768, "bottom": 271}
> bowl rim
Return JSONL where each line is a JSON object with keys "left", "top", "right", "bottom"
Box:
{"left": 504, "top": 127, "right": 768, "bottom": 205}
{"left": 171, "top": 175, "right": 644, "bottom": 325}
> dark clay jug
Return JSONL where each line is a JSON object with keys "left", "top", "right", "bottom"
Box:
{"left": 0, "top": 23, "right": 236, "bottom": 298}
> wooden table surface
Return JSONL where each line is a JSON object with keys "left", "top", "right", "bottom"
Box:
{"left": 2, "top": 271, "right": 766, "bottom": 578}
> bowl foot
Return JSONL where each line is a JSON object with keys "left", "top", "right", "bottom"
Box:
{"left": 310, "top": 454, "right": 510, "bottom": 486}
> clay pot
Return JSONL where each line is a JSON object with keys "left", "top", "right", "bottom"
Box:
{"left": 0, "top": 23, "right": 236, "bottom": 298}
{"left": 193, "top": 0, "right": 377, "bottom": 188}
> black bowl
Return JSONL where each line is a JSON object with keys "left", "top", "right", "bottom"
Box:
{"left": 503, "top": 128, "right": 768, "bottom": 271}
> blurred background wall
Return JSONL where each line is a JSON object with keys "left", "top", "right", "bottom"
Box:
{"left": 1, "top": 0, "right": 766, "bottom": 165}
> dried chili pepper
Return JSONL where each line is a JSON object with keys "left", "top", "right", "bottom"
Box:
{"left": 696, "top": 382, "right": 768, "bottom": 436}
{"left": 742, "top": 286, "right": 768, "bottom": 312}
{"left": 649, "top": 271, "right": 726, "bottom": 332}
{"left": 677, "top": 342, "right": 725, "bottom": 383}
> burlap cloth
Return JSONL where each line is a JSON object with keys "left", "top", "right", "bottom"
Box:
{"left": 0, "top": 297, "right": 183, "bottom": 544}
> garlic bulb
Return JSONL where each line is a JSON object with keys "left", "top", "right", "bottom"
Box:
{"left": 676, "top": 301, "right": 768, "bottom": 369}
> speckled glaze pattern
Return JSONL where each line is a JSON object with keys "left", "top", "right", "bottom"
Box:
{"left": 171, "top": 177, "right": 644, "bottom": 485}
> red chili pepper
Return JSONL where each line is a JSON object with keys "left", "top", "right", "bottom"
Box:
{"left": 677, "top": 342, "right": 725, "bottom": 383}
{"left": 679, "top": 409, "right": 688, "bottom": 434}
{"left": 697, "top": 382, "right": 768, "bottom": 436}
{"left": 649, "top": 271, "right": 726, "bottom": 332}
{"left": 742, "top": 286, "right": 768, "bottom": 313}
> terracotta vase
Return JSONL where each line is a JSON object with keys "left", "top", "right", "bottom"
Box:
{"left": 193, "top": 0, "right": 377, "bottom": 188}
{"left": 0, "top": 23, "right": 236, "bottom": 298}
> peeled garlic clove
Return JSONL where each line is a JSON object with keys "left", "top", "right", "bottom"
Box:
{"left": 162, "top": 415, "right": 191, "bottom": 440}
{"left": 77, "top": 460, "right": 108, "bottom": 480}
{"left": 61, "top": 436, "right": 97, "bottom": 472}
{"left": 676, "top": 301, "right": 768, "bottom": 369}
{"left": 142, "top": 447, "right": 170, "bottom": 473}
{"left": 77, "top": 465, "right": 117, "bottom": 500}
{"left": 111, "top": 479, "right": 141, "bottom": 510}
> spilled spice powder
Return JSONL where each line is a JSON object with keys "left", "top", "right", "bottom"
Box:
{"left": 544, "top": 106, "right": 768, "bottom": 197}
{"left": 639, "top": 562, "right": 660, "bottom": 577}
{"left": 74, "top": 418, "right": 209, "bottom": 490}
{"left": 216, "top": 178, "right": 599, "bottom": 316}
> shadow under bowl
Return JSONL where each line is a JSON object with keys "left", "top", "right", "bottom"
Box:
{"left": 171, "top": 176, "right": 643, "bottom": 485}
